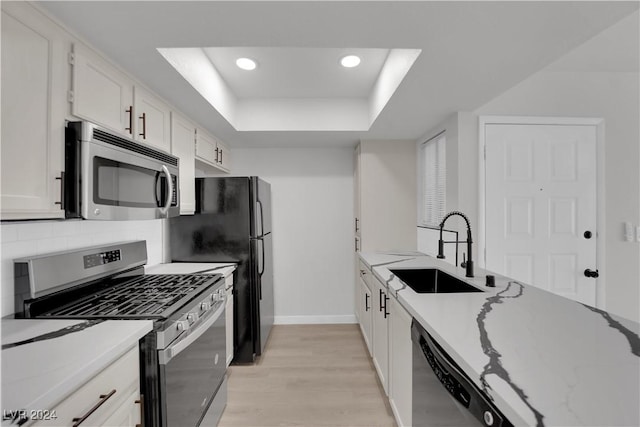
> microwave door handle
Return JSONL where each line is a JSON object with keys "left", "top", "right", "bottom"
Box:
{"left": 158, "top": 165, "right": 173, "bottom": 216}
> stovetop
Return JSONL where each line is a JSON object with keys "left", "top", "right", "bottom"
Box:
{"left": 40, "top": 274, "right": 220, "bottom": 319}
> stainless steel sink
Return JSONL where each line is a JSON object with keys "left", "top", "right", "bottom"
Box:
{"left": 389, "top": 268, "right": 483, "bottom": 293}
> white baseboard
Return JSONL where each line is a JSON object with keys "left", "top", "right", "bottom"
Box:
{"left": 273, "top": 315, "right": 357, "bottom": 325}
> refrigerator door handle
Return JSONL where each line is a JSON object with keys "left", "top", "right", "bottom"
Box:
{"left": 257, "top": 199, "right": 264, "bottom": 237}
{"left": 258, "top": 238, "right": 265, "bottom": 277}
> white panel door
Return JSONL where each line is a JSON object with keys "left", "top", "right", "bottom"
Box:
{"left": 485, "top": 123, "right": 597, "bottom": 306}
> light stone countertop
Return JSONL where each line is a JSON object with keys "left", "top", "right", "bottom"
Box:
{"left": 1, "top": 319, "right": 153, "bottom": 426}
{"left": 144, "top": 262, "right": 236, "bottom": 279}
{"left": 359, "top": 251, "right": 640, "bottom": 427}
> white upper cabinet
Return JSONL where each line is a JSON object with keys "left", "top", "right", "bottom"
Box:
{"left": 195, "top": 128, "right": 232, "bottom": 173}
{"left": 216, "top": 139, "right": 232, "bottom": 172}
{"left": 356, "top": 141, "right": 417, "bottom": 252}
{"left": 71, "top": 43, "right": 134, "bottom": 137}
{"left": 72, "top": 44, "right": 172, "bottom": 151}
{"left": 2, "top": 3, "right": 231, "bottom": 220}
{"left": 171, "top": 112, "right": 196, "bottom": 215}
{"left": 134, "top": 86, "right": 171, "bottom": 152}
{"left": 1, "top": 2, "right": 68, "bottom": 220}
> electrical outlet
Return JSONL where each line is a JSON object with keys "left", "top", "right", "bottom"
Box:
{"left": 624, "top": 222, "right": 634, "bottom": 242}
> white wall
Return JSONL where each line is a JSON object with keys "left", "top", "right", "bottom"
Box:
{"left": 416, "top": 112, "right": 479, "bottom": 264}
{"left": 1, "top": 219, "right": 166, "bottom": 316}
{"left": 435, "top": 12, "right": 639, "bottom": 321}
{"left": 229, "top": 147, "right": 355, "bottom": 324}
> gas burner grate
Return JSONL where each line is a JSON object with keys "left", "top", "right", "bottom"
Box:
{"left": 43, "top": 274, "right": 219, "bottom": 319}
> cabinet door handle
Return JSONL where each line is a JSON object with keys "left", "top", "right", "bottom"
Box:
{"left": 214, "top": 147, "right": 219, "bottom": 163}
{"left": 139, "top": 112, "right": 147, "bottom": 139}
{"left": 365, "top": 293, "right": 370, "bottom": 311}
{"left": 125, "top": 106, "right": 133, "bottom": 134}
{"left": 55, "top": 171, "right": 65, "bottom": 208}
{"left": 383, "top": 294, "right": 389, "bottom": 318}
{"left": 355, "top": 218, "right": 359, "bottom": 233}
{"left": 72, "top": 389, "right": 116, "bottom": 426}
{"left": 379, "top": 289, "right": 384, "bottom": 312}
{"left": 135, "top": 394, "right": 144, "bottom": 427}
{"left": 219, "top": 149, "right": 223, "bottom": 164}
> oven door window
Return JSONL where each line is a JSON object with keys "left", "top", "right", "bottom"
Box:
{"left": 93, "top": 156, "right": 170, "bottom": 208}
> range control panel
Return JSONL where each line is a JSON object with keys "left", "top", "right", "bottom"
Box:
{"left": 83, "top": 249, "right": 122, "bottom": 269}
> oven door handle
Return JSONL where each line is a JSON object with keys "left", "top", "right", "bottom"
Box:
{"left": 158, "top": 302, "right": 224, "bottom": 365}
{"left": 158, "top": 165, "right": 173, "bottom": 217}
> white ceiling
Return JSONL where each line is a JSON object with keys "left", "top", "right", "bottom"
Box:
{"left": 202, "top": 47, "right": 390, "bottom": 99}
{"left": 158, "top": 46, "right": 420, "bottom": 131}
{"left": 36, "top": 1, "right": 639, "bottom": 148}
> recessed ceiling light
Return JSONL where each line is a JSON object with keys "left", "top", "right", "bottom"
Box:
{"left": 236, "top": 57, "right": 257, "bottom": 71}
{"left": 340, "top": 55, "right": 361, "bottom": 68}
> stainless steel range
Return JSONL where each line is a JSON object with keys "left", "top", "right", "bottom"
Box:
{"left": 14, "top": 240, "right": 227, "bottom": 427}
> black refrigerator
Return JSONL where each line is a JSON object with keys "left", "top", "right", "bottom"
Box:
{"left": 169, "top": 177, "right": 274, "bottom": 363}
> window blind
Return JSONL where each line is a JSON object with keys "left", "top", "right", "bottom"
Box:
{"left": 421, "top": 134, "right": 446, "bottom": 227}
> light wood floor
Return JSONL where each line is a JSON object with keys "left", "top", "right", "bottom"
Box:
{"left": 218, "top": 324, "right": 397, "bottom": 427}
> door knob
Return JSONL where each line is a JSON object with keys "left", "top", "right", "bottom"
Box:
{"left": 584, "top": 269, "right": 599, "bottom": 278}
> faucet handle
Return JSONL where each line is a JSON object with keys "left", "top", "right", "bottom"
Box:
{"left": 437, "top": 239, "right": 446, "bottom": 259}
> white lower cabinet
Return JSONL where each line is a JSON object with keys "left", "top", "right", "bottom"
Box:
{"left": 358, "top": 275, "right": 373, "bottom": 355}
{"left": 372, "top": 276, "right": 390, "bottom": 395}
{"left": 356, "top": 261, "right": 373, "bottom": 355}
{"left": 389, "top": 294, "right": 413, "bottom": 427}
{"left": 32, "top": 346, "right": 142, "bottom": 427}
{"left": 356, "top": 257, "right": 413, "bottom": 426}
{"left": 99, "top": 389, "right": 143, "bottom": 427}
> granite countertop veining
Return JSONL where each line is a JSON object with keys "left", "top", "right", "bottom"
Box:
{"left": 1, "top": 319, "right": 153, "bottom": 426}
{"left": 360, "top": 251, "right": 640, "bottom": 427}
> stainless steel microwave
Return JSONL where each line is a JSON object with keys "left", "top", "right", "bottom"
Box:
{"left": 64, "top": 121, "right": 179, "bottom": 220}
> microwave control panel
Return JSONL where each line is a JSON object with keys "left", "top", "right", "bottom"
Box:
{"left": 84, "top": 249, "right": 122, "bottom": 269}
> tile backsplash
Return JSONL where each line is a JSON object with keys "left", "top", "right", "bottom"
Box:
{"left": 1, "top": 219, "right": 166, "bottom": 317}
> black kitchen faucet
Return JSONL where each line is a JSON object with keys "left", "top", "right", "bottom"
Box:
{"left": 437, "top": 211, "right": 474, "bottom": 278}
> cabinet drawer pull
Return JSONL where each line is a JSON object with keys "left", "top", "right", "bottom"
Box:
{"left": 139, "top": 112, "right": 147, "bottom": 139}
{"left": 125, "top": 106, "right": 133, "bottom": 134}
{"left": 365, "top": 293, "right": 370, "bottom": 311}
{"left": 72, "top": 389, "right": 116, "bottom": 427}
{"left": 135, "top": 394, "right": 144, "bottom": 427}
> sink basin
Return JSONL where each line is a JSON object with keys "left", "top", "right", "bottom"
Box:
{"left": 389, "top": 268, "right": 483, "bottom": 293}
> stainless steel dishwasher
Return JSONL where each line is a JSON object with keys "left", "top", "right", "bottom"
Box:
{"left": 411, "top": 320, "right": 512, "bottom": 427}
